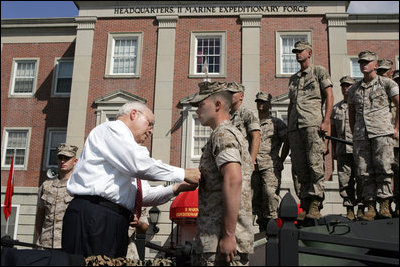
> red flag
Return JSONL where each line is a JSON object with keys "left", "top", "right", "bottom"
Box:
{"left": 3, "top": 153, "right": 15, "bottom": 221}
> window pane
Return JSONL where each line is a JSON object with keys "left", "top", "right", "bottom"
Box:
{"left": 58, "top": 61, "right": 73, "bottom": 77}
{"left": 5, "top": 130, "right": 28, "bottom": 166}
{"left": 193, "top": 118, "right": 211, "bottom": 157}
{"left": 14, "top": 61, "right": 35, "bottom": 93}
{"left": 281, "top": 35, "right": 307, "bottom": 74}
{"left": 196, "top": 36, "right": 221, "bottom": 74}
{"left": 48, "top": 131, "right": 66, "bottom": 167}
{"left": 113, "top": 38, "right": 137, "bottom": 74}
{"left": 351, "top": 59, "right": 363, "bottom": 78}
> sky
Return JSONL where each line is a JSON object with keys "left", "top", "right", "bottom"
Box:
{"left": 1, "top": 1, "right": 399, "bottom": 19}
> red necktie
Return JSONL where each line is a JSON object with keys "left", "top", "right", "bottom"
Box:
{"left": 134, "top": 179, "right": 143, "bottom": 219}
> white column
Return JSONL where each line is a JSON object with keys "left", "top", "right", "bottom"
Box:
{"left": 240, "top": 14, "right": 262, "bottom": 113}
{"left": 326, "top": 13, "right": 349, "bottom": 103}
{"left": 151, "top": 16, "right": 178, "bottom": 163}
{"left": 66, "top": 16, "right": 97, "bottom": 155}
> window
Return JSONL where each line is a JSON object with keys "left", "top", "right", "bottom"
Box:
{"left": 189, "top": 32, "right": 226, "bottom": 78}
{"left": 105, "top": 33, "right": 143, "bottom": 78}
{"left": 112, "top": 39, "right": 137, "bottom": 74}
{"left": 45, "top": 130, "right": 66, "bottom": 168}
{"left": 192, "top": 118, "right": 211, "bottom": 159}
{"left": 54, "top": 59, "right": 73, "bottom": 95}
{"left": 350, "top": 58, "right": 363, "bottom": 80}
{"left": 1, "top": 205, "right": 20, "bottom": 239}
{"left": 10, "top": 59, "right": 38, "bottom": 96}
{"left": 275, "top": 31, "right": 311, "bottom": 77}
{"left": 180, "top": 107, "right": 211, "bottom": 168}
{"left": 195, "top": 37, "right": 221, "bottom": 74}
{"left": 2, "top": 129, "right": 30, "bottom": 169}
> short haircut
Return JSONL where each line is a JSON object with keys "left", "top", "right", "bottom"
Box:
{"left": 117, "top": 101, "right": 148, "bottom": 118}
{"left": 210, "top": 91, "right": 233, "bottom": 112}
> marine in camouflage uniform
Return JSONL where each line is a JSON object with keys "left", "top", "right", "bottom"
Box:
{"left": 254, "top": 92, "right": 289, "bottom": 230}
{"left": 227, "top": 82, "right": 261, "bottom": 224}
{"left": 287, "top": 41, "right": 334, "bottom": 220}
{"left": 126, "top": 208, "right": 148, "bottom": 260}
{"left": 331, "top": 76, "right": 364, "bottom": 220}
{"left": 348, "top": 50, "right": 399, "bottom": 221}
{"left": 35, "top": 143, "right": 78, "bottom": 249}
{"left": 189, "top": 81, "right": 254, "bottom": 266}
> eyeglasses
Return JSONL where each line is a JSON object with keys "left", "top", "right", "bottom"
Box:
{"left": 137, "top": 110, "right": 155, "bottom": 129}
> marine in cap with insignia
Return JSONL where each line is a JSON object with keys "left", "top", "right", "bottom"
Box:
{"left": 35, "top": 143, "right": 79, "bottom": 249}
{"left": 348, "top": 50, "right": 399, "bottom": 221}
{"left": 190, "top": 81, "right": 254, "bottom": 265}
{"left": 287, "top": 40, "right": 334, "bottom": 220}
{"left": 377, "top": 58, "right": 394, "bottom": 78}
{"left": 331, "top": 75, "right": 364, "bottom": 220}
{"left": 253, "top": 91, "right": 289, "bottom": 230}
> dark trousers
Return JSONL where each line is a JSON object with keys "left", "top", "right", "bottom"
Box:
{"left": 62, "top": 197, "right": 130, "bottom": 258}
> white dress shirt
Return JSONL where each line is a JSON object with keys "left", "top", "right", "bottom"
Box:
{"left": 141, "top": 180, "right": 175, "bottom": 207}
{"left": 67, "top": 120, "right": 184, "bottom": 211}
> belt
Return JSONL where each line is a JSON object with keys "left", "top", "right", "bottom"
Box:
{"left": 75, "top": 195, "right": 131, "bottom": 219}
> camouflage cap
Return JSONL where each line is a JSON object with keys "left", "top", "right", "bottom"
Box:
{"left": 393, "top": 70, "right": 399, "bottom": 80}
{"left": 339, "top": 75, "right": 355, "bottom": 85}
{"left": 189, "top": 81, "right": 228, "bottom": 106}
{"left": 358, "top": 50, "right": 378, "bottom": 62}
{"left": 255, "top": 91, "right": 272, "bottom": 102}
{"left": 226, "top": 82, "right": 245, "bottom": 93}
{"left": 57, "top": 143, "right": 78, "bottom": 157}
{"left": 377, "top": 59, "right": 393, "bottom": 70}
{"left": 292, "top": 41, "right": 312, "bottom": 53}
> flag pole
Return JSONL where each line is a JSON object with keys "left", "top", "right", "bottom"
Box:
{"left": 202, "top": 56, "right": 211, "bottom": 82}
{"left": 3, "top": 152, "right": 15, "bottom": 236}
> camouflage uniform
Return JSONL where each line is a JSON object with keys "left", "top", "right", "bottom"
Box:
{"left": 288, "top": 64, "right": 333, "bottom": 201}
{"left": 230, "top": 104, "right": 261, "bottom": 219}
{"left": 126, "top": 208, "right": 148, "bottom": 260}
{"left": 36, "top": 177, "right": 73, "bottom": 249}
{"left": 256, "top": 116, "right": 287, "bottom": 220}
{"left": 348, "top": 75, "right": 399, "bottom": 202}
{"left": 331, "top": 100, "right": 362, "bottom": 207}
{"left": 195, "top": 120, "right": 254, "bottom": 265}
{"left": 230, "top": 105, "right": 260, "bottom": 148}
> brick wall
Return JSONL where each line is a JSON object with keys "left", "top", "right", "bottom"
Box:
{"left": 86, "top": 18, "right": 158, "bottom": 150}
{"left": 348, "top": 40, "right": 399, "bottom": 61}
{"left": 170, "top": 16, "right": 242, "bottom": 166}
{"left": 1, "top": 42, "right": 75, "bottom": 188}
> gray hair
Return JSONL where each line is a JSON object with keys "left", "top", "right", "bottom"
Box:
{"left": 117, "top": 101, "right": 148, "bottom": 118}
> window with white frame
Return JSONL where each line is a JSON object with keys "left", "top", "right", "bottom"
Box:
{"left": 190, "top": 32, "right": 226, "bottom": 77}
{"left": 275, "top": 31, "right": 311, "bottom": 76}
{"left": 45, "top": 130, "right": 66, "bottom": 168}
{"left": 2, "top": 129, "right": 30, "bottom": 169}
{"left": 192, "top": 118, "right": 211, "bottom": 159}
{"left": 350, "top": 58, "right": 363, "bottom": 80}
{"left": 196, "top": 36, "right": 221, "bottom": 74}
{"left": 11, "top": 60, "right": 38, "bottom": 95}
{"left": 105, "top": 33, "right": 143, "bottom": 77}
{"left": 54, "top": 59, "right": 73, "bottom": 95}
{"left": 1, "top": 205, "right": 20, "bottom": 239}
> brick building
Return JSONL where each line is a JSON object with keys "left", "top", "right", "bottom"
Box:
{"left": 1, "top": 1, "right": 399, "bottom": 257}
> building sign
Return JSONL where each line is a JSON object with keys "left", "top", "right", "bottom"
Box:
{"left": 113, "top": 3, "right": 309, "bottom": 16}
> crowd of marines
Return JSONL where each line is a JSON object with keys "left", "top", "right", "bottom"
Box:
{"left": 35, "top": 41, "right": 399, "bottom": 266}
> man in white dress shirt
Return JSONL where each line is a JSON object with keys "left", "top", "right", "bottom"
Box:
{"left": 62, "top": 101, "right": 200, "bottom": 258}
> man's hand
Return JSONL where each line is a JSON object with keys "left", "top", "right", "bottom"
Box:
{"left": 218, "top": 235, "right": 237, "bottom": 263}
{"left": 129, "top": 214, "right": 149, "bottom": 234}
{"left": 173, "top": 182, "right": 198, "bottom": 196}
{"left": 184, "top": 168, "right": 201, "bottom": 185}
